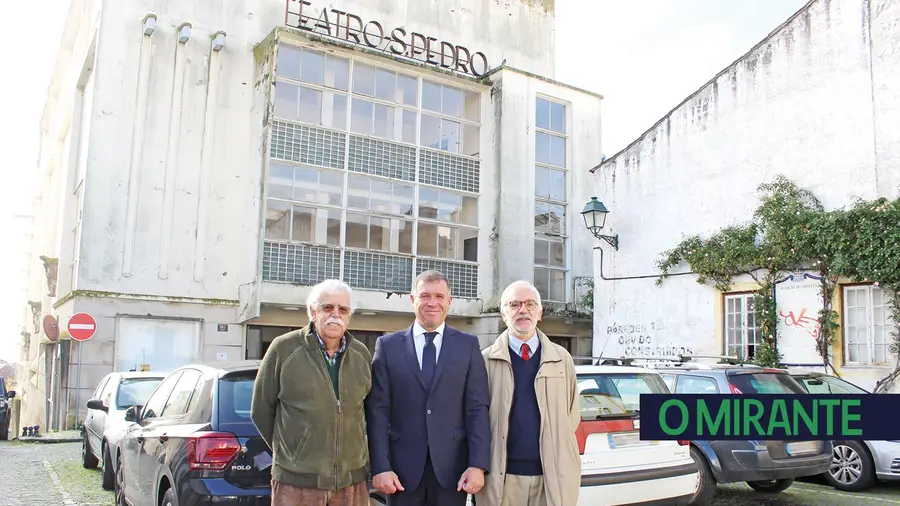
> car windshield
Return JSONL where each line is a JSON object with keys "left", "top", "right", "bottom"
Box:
{"left": 218, "top": 372, "right": 256, "bottom": 424}
{"left": 728, "top": 372, "right": 806, "bottom": 394}
{"left": 576, "top": 373, "right": 668, "bottom": 420}
{"left": 116, "top": 378, "right": 163, "bottom": 409}
{"left": 796, "top": 375, "right": 869, "bottom": 394}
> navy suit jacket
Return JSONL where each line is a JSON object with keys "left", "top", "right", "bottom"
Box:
{"left": 365, "top": 324, "right": 491, "bottom": 491}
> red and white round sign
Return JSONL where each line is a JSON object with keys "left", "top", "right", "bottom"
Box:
{"left": 67, "top": 313, "right": 97, "bottom": 342}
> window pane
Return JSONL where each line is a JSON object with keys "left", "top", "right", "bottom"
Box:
{"left": 461, "top": 124, "right": 479, "bottom": 157}
{"left": 460, "top": 196, "right": 478, "bottom": 226}
{"left": 398, "top": 219, "right": 413, "bottom": 254}
{"left": 550, "top": 134, "right": 566, "bottom": 167}
{"left": 441, "top": 119, "right": 460, "bottom": 153}
{"left": 318, "top": 169, "right": 343, "bottom": 206}
{"left": 353, "top": 62, "right": 376, "bottom": 96}
{"left": 298, "top": 87, "right": 322, "bottom": 125}
{"left": 370, "top": 216, "right": 389, "bottom": 251}
{"left": 418, "top": 187, "right": 440, "bottom": 219}
{"left": 347, "top": 174, "right": 368, "bottom": 209}
{"left": 422, "top": 80, "right": 441, "bottom": 112}
{"left": 548, "top": 269, "right": 565, "bottom": 301}
{"left": 535, "top": 166, "right": 550, "bottom": 198}
{"left": 370, "top": 179, "right": 393, "bottom": 213}
{"left": 440, "top": 191, "right": 462, "bottom": 223}
{"left": 402, "top": 109, "right": 417, "bottom": 144}
{"left": 321, "top": 208, "right": 342, "bottom": 246}
{"left": 265, "top": 201, "right": 290, "bottom": 240}
{"left": 277, "top": 45, "right": 301, "bottom": 80}
{"left": 548, "top": 203, "right": 566, "bottom": 235}
{"left": 274, "top": 82, "right": 298, "bottom": 121}
{"left": 417, "top": 223, "right": 438, "bottom": 257}
{"left": 460, "top": 228, "right": 478, "bottom": 261}
{"left": 536, "top": 131, "right": 550, "bottom": 163}
{"left": 300, "top": 48, "right": 326, "bottom": 85}
{"left": 536, "top": 98, "right": 550, "bottom": 131}
{"left": 463, "top": 89, "right": 480, "bottom": 122}
{"left": 398, "top": 74, "right": 418, "bottom": 106}
{"left": 373, "top": 103, "right": 395, "bottom": 140}
{"left": 420, "top": 114, "right": 441, "bottom": 149}
{"left": 328, "top": 93, "right": 348, "bottom": 130}
{"left": 549, "top": 239, "right": 565, "bottom": 267}
{"left": 395, "top": 183, "right": 415, "bottom": 217}
{"left": 375, "top": 68, "right": 397, "bottom": 102}
{"left": 534, "top": 239, "right": 549, "bottom": 266}
{"left": 350, "top": 98, "right": 373, "bottom": 135}
{"left": 438, "top": 226, "right": 457, "bottom": 259}
{"left": 268, "top": 164, "right": 293, "bottom": 199}
{"left": 534, "top": 268, "right": 549, "bottom": 301}
{"left": 345, "top": 212, "right": 368, "bottom": 249}
{"left": 293, "top": 166, "right": 317, "bottom": 202}
{"left": 325, "top": 55, "right": 349, "bottom": 90}
{"left": 534, "top": 202, "right": 549, "bottom": 234}
{"left": 291, "top": 206, "right": 314, "bottom": 242}
{"left": 550, "top": 101, "right": 566, "bottom": 134}
{"left": 550, "top": 168, "right": 565, "bottom": 201}
{"left": 442, "top": 86, "right": 461, "bottom": 117}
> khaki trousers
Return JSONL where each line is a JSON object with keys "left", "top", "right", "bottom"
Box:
{"left": 499, "top": 474, "right": 546, "bottom": 506}
{"left": 271, "top": 478, "right": 369, "bottom": 506}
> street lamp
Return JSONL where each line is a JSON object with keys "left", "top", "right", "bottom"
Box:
{"left": 581, "top": 197, "right": 618, "bottom": 250}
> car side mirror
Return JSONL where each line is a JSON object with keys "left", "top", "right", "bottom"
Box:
{"left": 124, "top": 405, "right": 141, "bottom": 422}
{"left": 5, "top": 391, "right": 14, "bottom": 399}
{"left": 86, "top": 398, "right": 108, "bottom": 413}
{"left": 807, "top": 379, "right": 824, "bottom": 386}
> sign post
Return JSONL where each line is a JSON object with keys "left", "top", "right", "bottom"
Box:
{"left": 67, "top": 313, "right": 97, "bottom": 430}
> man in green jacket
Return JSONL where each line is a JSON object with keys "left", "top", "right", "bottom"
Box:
{"left": 251, "top": 279, "right": 373, "bottom": 506}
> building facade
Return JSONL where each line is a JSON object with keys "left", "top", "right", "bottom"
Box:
{"left": 590, "top": 0, "right": 899, "bottom": 392}
{"left": 18, "top": 0, "right": 601, "bottom": 429}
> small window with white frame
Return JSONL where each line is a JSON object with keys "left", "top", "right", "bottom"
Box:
{"left": 723, "top": 293, "right": 762, "bottom": 361}
{"left": 534, "top": 95, "right": 568, "bottom": 303}
{"left": 842, "top": 284, "right": 896, "bottom": 365}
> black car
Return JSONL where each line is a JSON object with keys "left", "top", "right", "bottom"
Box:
{"left": 0, "top": 377, "right": 16, "bottom": 440}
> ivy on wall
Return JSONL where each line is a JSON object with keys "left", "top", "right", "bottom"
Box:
{"left": 654, "top": 175, "right": 900, "bottom": 391}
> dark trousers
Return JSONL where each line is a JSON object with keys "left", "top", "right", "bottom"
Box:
{"left": 386, "top": 452, "right": 467, "bottom": 506}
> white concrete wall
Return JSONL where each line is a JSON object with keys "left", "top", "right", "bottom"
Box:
{"left": 590, "top": 0, "right": 899, "bottom": 382}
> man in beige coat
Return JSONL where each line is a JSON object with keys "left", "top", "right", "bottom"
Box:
{"left": 476, "top": 280, "right": 581, "bottom": 506}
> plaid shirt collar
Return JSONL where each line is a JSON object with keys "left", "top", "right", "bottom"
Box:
{"left": 312, "top": 325, "right": 347, "bottom": 366}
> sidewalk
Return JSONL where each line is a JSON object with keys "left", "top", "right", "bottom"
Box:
{"left": 16, "top": 429, "right": 82, "bottom": 444}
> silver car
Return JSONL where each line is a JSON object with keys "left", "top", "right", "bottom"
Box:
{"left": 82, "top": 371, "right": 165, "bottom": 490}
{"left": 790, "top": 371, "right": 900, "bottom": 492}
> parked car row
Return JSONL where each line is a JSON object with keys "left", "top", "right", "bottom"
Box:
{"left": 78, "top": 356, "right": 898, "bottom": 506}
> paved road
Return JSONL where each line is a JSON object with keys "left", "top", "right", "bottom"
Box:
{"left": 1, "top": 441, "right": 899, "bottom": 505}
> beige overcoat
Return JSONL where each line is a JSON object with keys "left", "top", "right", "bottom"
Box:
{"left": 475, "top": 329, "right": 582, "bottom": 506}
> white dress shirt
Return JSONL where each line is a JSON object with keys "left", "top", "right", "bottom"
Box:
{"left": 508, "top": 333, "right": 540, "bottom": 358}
{"left": 413, "top": 321, "right": 446, "bottom": 369}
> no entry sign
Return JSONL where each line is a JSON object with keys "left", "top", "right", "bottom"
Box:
{"left": 68, "top": 313, "right": 97, "bottom": 342}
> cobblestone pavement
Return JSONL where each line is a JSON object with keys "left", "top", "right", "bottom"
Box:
{"left": 2, "top": 441, "right": 899, "bottom": 505}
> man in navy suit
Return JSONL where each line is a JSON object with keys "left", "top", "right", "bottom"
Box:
{"left": 366, "top": 270, "right": 491, "bottom": 506}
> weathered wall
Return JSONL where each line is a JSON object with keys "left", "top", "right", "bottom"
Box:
{"left": 591, "top": 0, "right": 899, "bottom": 389}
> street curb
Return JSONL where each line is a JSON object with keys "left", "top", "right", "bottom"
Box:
{"left": 13, "top": 437, "right": 82, "bottom": 444}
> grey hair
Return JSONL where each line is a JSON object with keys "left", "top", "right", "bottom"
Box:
{"left": 306, "top": 279, "right": 354, "bottom": 319}
{"left": 411, "top": 270, "right": 452, "bottom": 294}
{"left": 500, "top": 280, "right": 543, "bottom": 309}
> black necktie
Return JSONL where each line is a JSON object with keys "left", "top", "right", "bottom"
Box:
{"left": 422, "top": 332, "right": 438, "bottom": 387}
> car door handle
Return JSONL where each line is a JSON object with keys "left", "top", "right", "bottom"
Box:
{"left": 159, "top": 435, "right": 168, "bottom": 443}
{"left": 137, "top": 436, "right": 145, "bottom": 443}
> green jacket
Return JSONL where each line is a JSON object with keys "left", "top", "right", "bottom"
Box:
{"left": 250, "top": 323, "right": 373, "bottom": 490}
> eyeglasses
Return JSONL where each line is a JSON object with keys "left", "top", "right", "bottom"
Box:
{"left": 317, "top": 303, "right": 352, "bottom": 316}
{"left": 506, "top": 300, "right": 538, "bottom": 311}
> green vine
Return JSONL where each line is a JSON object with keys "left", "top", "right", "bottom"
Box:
{"left": 655, "top": 175, "right": 900, "bottom": 390}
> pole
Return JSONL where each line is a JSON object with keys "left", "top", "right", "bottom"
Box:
{"left": 73, "top": 343, "right": 83, "bottom": 431}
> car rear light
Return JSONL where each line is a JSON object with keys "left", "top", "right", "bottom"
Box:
{"left": 187, "top": 431, "right": 241, "bottom": 471}
{"left": 729, "top": 383, "right": 743, "bottom": 394}
{"left": 677, "top": 440, "right": 690, "bottom": 446}
{"left": 576, "top": 419, "right": 637, "bottom": 455}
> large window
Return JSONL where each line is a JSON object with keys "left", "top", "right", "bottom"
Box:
{"left": 264, "top": 43, "right": 482, "bottom": 297}
{"left": 534, "top": 96, "right": 568, "bottom": 302}
{"left": 843, "top": 284, "right": 896, "bottom": 365}
{"left": 724, "top": 293, "right": 761, "bottom": 361}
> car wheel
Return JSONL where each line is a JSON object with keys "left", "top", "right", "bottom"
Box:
{"left": 689, "top": 446, "right": 716, "bottom": 505}
{"left": 160, "top": 487, "right": 176, "bottom": 506}
{"left": 0, "top": 418, "right": 8, "bottom": 441}
{"left": 746, "top": 478, "right": 794, "bottom": 493}
{"left": 825, "top": 441, "right": 877, "bottom": 492}
{"left": 101, "top": 444, "right": 115, "bottom": 490}
{"left": 82, "top": 432, "right": 99, "bottom": 469}
{"left": 115, "top": 455, "right": 126, "bottom": 506}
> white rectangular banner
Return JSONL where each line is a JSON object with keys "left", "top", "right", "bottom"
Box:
{"left": 774, "top": 272, "right": 826, "bottom": 366}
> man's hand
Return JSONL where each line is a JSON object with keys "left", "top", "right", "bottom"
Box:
{"left": 373, "top": 471, "right": 405, "bottom": 495}
{"left": 457, "top": 467, "right": 485, "bottom": 494}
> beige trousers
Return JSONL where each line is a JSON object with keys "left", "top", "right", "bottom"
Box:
{"left": 271, "top": 478, "right": 369, "bottom": 506}
{"left": 499, "top": 474, "right": 546, "bottom": 506}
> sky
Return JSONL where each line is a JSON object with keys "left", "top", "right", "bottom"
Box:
{"left": 0, "top": 0, "right": 809, "bottom": 363}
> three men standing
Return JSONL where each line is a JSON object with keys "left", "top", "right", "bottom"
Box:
{"left": 366, "top": 270, "right": 492, "bottom": 506}
{"left": 250, "top": 279, "right": 373, "bottom": 506}
{"left": 477, "top": 280, "right": 581, "bottom": 506}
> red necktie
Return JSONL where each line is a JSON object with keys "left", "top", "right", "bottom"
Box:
{"left": 521, "top": 343, "right": 531, "bottom": 361}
